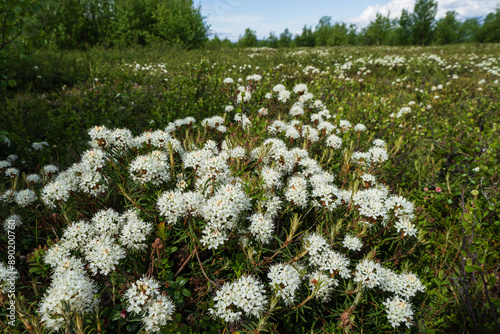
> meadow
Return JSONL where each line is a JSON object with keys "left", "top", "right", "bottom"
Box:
{"left": 0, "top": 44, "right": 499, "bottom": 333}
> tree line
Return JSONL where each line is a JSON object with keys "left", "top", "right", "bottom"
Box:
{"left": 227, "top": 0, "right": 500, "bottom": 48}
{"left": 1, "top": 0, "right": 500, "bottom": 55}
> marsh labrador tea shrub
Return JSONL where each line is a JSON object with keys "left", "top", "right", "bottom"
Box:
{"left": 0, "top": 77, "right": 431, "bottom": 332}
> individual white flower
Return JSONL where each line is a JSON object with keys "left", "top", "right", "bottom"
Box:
{"left": 342, "top": 235, "right": 363, "bottom": 251}
{"left": 225, "top": 105, "right": 234, "bottom": 112}
{"left": 88, "top": 125, "right": 112, "bottom": 147}
{"left": 385, "top": 195, "right": 415, "bottom": 219}
{"left": 104, "top": 128, "right": 131, "bottom": 149}
{"left": 60, "top": 220, "right": 92, "bottom": 251}
{"left": 383, "top": 296, "right": 414, "bottom": 328}
{"left": 339, "top": 120, "right": 352, "bottom": 132}
{"left": 209, "top": 276, "right": 267, "bottom": 323}
{"left": 396, "top": 107, "right": 411, "bottom": 118}
{"left": 44, "top": 243, "right": 72, "bottom": 268}
{"left": 301, "top": 126, "right": 320, "bottom": 143}
{"left": 14, "top": 189, "right": 37, "bottom": 207}
{"left": 353, "top": 259, "right": 383, "bottom": 289}
{"left": 360, "top": 173, "right": 376, "bottom": 184}
{"left": 246, "top": 74, "right": 262, "bottom": 82}
{"left": 41, "top": 180, "right": 72, "bottom": 208}
{"left": 268, "top": 263, "right": 302, "bottom": 305}
{"left": 223, "top": 77, "right": 234, "bottom": 84}
{"left": 248, "top": 213, "right": 274, "bottom": 244}
{"left": 237, "top": 87, "right": 252, "bottom": 104}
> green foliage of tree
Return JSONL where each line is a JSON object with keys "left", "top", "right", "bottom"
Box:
{"left": 434, "top": 11, "right": 460, "bottom": 44}
{"left": 238, "top": 28, "right": 257, "bottom": 47}
{"left": 154, "top": 0, "right": 209, "bottom": 49}
{"left": 477, "top": 8, "right": 500, "bottom": 43}
{"left": 294, "top": 25, "right": 315, "bottom": 47}
{"left": 396, "top": 8, "right": 413, "bottom": 45}
{"left": 112, "top": 0, "right": 158, "bottom": 46}
{"left": 314, "top": 16, "right": 331, "bottom": 46}
{"left": 458, "top": 18, "right": 480, "bottom": 43}
{"left": 328, "top": 23, "right": 349, "bottom": 46}
{"left": 1, "top": 0, "right": 40, "bottom": 90}
{"left": 279, "top": 28, "right": 292, "bottom": 48}
{"left": 412, "top": 0, "right": 437, "bottom": 45}
{"left": 266, "top": 32, "right": 279, "bottom": 48}
{"left": 363, "top": 13, "right": 393, "bottom": 45}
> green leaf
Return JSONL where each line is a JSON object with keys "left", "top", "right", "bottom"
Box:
{"left": 182, "top": 288, "right": 192, "bottom": 297}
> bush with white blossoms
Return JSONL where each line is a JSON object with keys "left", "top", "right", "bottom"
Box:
{"left": 2, "top": 77, "right": 430, "bottom": 333}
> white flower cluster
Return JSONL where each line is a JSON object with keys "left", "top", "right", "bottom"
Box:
{"left": 32, "top": 141, "right": 49, "bottom": 151}
{"left": 39, "top": 259, "right": 98, "bottom": 331}
{"left": 268, "top": 263, "right": 302, "bottom": 305}
{"left": 308, "top": 270, "right": 337, "bottom": 302}
{"left": 5, "top": 213, "right": 22, "bottom": 230}
{"left": 157, "top": 190, "right": 204, "bottom": 224}
{"left": 125, "top": 276, "right": 175, "bottom": 332}
{"left": 129, "top": 150, "right": 170, "bottom": 186}
{"left": 209, "top": 276, "right": 267, "bottom": 322}
{"left": 44, "top": 208, "right": 152, "bottom": 276}
{"left": 248, "top": 212, "right": 274, "bottom": 244}
{"left": 383, "top": 296, "right": 414, "bottom": 328}
{"left": 200, "top": 183, "right": 251, "bottom": 249}
{"left": 379, "top": 269, "right": 425, "bottom": 299}
{"left": 14, "top": 189, "right": 37, "bottom": 207}
{"left": 342, "top": 235, "right": 363, "bottom": 251}
{"left": 0, "top": 262, "right": 18, "bottom": 294}
{"left": 304, "top": 233, "right": 350, "bottom": 279}
{"left": 353, "top": 259, "right": 384, "bottom": 289}
{"left": 201, "top": 115, "right": 226, "bottom": 133}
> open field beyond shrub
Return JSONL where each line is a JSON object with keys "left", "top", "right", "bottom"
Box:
{"left": 1, "top": 44, "right": 499, "bottom": 333}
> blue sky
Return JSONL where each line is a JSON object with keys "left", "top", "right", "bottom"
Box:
{"left": 199, "top": 0, "right": 499, "bottom": 41}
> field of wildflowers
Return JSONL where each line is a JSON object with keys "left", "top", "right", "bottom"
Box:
{"left": 1, "top": 44, "right": 499, "bottom": 333}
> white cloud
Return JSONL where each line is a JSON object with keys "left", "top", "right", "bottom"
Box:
{"left": 347, "top": 0, "right": 499, "bottom": 27}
